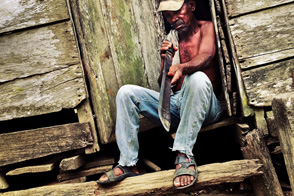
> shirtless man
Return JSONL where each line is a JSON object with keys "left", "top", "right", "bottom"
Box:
{"left": 97, "top": 0, "right": 222, "bottom": 189}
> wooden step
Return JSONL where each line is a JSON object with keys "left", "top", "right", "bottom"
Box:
{"left": 0, "top": 159, "right": 262, "bottom": 196}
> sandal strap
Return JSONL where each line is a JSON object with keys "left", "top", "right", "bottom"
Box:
{"left": 175, "top": 155, "right": 196, "bottom": 166}
{"left": 174, "top": 166, "right": 197, "bottom": 177}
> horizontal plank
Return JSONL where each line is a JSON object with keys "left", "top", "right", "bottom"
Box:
{"left": 0, "top": 159, "right": 262, "bottom": 196}
{"left": 57, "top": 165, "right": 112, "bottom": 182}
{"left": 6, "top": 154, "right": 65, "bottom": 176}
{"left": 0, "top": 21, "right": 81, "bottom": 83}
{"left": 0, "top": 123, "right": 93, "bottom": 167}
{"left": 0, "top": 65, "right": 87, "bottom": 121}
{"left": 242, "top": 58, "right": 294, "bottom": 106}
{"left": 240, "top": 48, "right": 294, "bottom": 69}
{"left": 227, "top": 0, "right": 294, "bottom": 18}
{"left": 0, "top": 0, "right": 69, "bottom": 34}
{"left": 229, "top": 3, "right": 294, "bottom": 69}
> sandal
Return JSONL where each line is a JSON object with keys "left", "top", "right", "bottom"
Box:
{"left": 97, "top": 165, "right": 140, "bottom": 184}
{"left": 173, "top": 155, "right": 198, "bottom": 189}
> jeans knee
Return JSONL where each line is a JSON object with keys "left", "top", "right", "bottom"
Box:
{"left": 185, "top": 71, "right": 212, "bottom": 93}
{"left": 116, "top": 85, "right": 135, "bottom": 103}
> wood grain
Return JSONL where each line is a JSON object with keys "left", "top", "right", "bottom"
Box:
{"left": 0, "top": 0, "right": 69, "bottom": 34}
{"left": 0, "top": 123, "right": 93, "bottom": 167}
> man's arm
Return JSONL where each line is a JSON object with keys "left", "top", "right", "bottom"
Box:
{"left": 168, "top": 21, "right": 216, "bottom": 85}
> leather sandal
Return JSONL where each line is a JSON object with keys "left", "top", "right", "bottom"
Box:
{"left": 97, "top": 165, "right": 139, "bottom": 184}
{"left": 173, "top": 155, "right": 198, "bottom": 189}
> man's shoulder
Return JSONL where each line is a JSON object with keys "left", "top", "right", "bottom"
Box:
{"left": 198, "top": 20, "right": 213, "bottom": 28}
{"left": 198, "top": 20, "right": 214, "bottom": 34}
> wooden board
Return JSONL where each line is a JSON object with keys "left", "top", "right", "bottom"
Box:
{"left": 242, "top": 58, "right": 294, "bottom": 106}
{"left": 272, "top": 97, "right": 294, "bottom": 191}
{"left": 219, "top": 0, "right": 254, "bottom": 117}
{"left": 227, "top": 0, "right": 294, "bottom": 18}
{"left": 69, "top": 0, "right": 119, "bottom": 143}
{"left": 209, "top": 0, "right": 232, "bottom": 116}
{"left": 242, "top": 129, "right": 283, "bottom": 196}
{"left": 0, "top": 64, "right": 86, "bottom": 121}
{"left": 69, "top": 0, "right": 163, "bottom": 143}
{"left": 229, "top": 3, "right": 294, "bottom": 69}
{"left": 6, "top": 154, "right": 65, "bottom": 176}
{"left": 57, "top": 165, "right": 112, "bottom": 182}
{"left": 1, "top": 159, "right": 262, "bottom": 196}
{"left": 0, "top": 0, "right": 69, "bottom": 34}
{"left": 0, "top": 21, "right": 81, "bottom": 83}
{"left": 0, "top": 122, "right": 93, "bottom": 167}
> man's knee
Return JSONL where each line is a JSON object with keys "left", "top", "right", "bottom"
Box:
{"left": 116, "top": 85, "right": 136, "bottom": 102}
{"left": 185, "top": 71, "right": 212, "bottom": 91}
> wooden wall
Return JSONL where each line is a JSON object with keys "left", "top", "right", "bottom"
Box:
{"left": 0, "top": 0, "right": 99, "bottom": 167}
{"left": 227, "top": 0, "right": 294, "bottom": 107}
{"left": 69, "top": 0, "right": 165, "bottom": 144}
{"left": 0, "top": 0, "right": 88, "bottom": 120}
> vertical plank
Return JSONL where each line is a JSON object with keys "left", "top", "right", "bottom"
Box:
{"left": 0, "top": 173, "right": 8, "bottom": 190}
{"left": 69, "top": 0, "right": 118, "bottom": 143}
{"left": 219, "top": 0, "right": 254, "bottom": 117}
{"left": 131, "top": 0, "right": 163, "bottom": 91}
{"left": 209, "top": 0, "right": 232, "bottom": 116}
{"left": 69, "top": 0, "right": 164, "bottom": 143}
{"left": 272, "top": 97, "right": 294, "bottom": 192}
{"left": 241, "top": 129, "right": 283, "bottom": 196}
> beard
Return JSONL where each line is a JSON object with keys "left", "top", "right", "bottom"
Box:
{"left": 171, "top": 20, "right": 190, "bottom": 35}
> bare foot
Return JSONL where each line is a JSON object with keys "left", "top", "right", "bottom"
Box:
{"left": 98, "top": 166, "right": 138, "bottom": 183}
{"left": 173, "top": 154, "right": 196, "bottom": 188}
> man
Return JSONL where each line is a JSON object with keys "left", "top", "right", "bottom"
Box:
{"left": 97, "top": 0, "right": 222, "bottom": 189}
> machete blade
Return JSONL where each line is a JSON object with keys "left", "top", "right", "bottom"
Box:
{"left": 158, "top": 46, "right": 174, "bottom": 131}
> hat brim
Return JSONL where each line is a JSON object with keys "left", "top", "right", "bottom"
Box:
{"left": 157, "top": 1, "right": 184, "bottom": 12}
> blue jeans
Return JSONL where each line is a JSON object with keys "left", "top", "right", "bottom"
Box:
{"left": 115, "top": 71, "right": 223, "bottom": 166}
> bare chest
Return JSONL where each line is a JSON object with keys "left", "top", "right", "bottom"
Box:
{"left": 179, "top": 34, "right": 201, "bottom": 63}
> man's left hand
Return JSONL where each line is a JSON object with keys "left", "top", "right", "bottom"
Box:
{"left": 168, "top": 64, "right": 183, "bottom": 86}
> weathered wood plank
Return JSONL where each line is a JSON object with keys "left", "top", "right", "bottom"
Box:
{"left": 69, "top": 0, "right": 117, "bottom": 144}
{"left": 0, "top": 21, "right": 81, "bottom": 83}
{"left": 242, "top": 58, "right": 294, "bottom": 106}
{"left": 0, "top": 173, "right": 8, "bottom": 190}
{"left": 229, "top": 3, "right": 294, "bottom": 69}
{"left": 69, "top": 0, "right": 164, "bottom": 144}
{"left": 59, "top": 154, "right": 86, "bottom": 172}
{"left": 6, "top": 154, "right": 65, "bottom": 176}
{"left": 0, "top": 0, "right": 69, "bottom": 34}
{"left": 0, "top": 123, "right": 93, "bottom": 167}
{"left": 0, "top": 65, "right": 87, "bottom": 121}
{"left": 272, "top": 97, "right": 294, "bottom": 191}
{"left": 242, "top": 129, "right": 283, "bottom": 196}
{"left": 131, "top": 0, "right": 163, "bottom": 91}
{"left": 57, "top": 165, "right": 112, "bottom": 182}
{"left": 240, "top": 48, "right": 294, "bottom": 70}
{"left": 1, "top": 159, "right": 262, "bottom": 196}
{"left": 209, "top": 0, "right": 232, "bottom": 116}
{"left": 227, "top": 0, "right": 294, "bottom": 18}
{"left": 76, "top": 99, "right": 100, "bottom": 153}
{"left": 254, "top": 108, "right": 269, "bottom": 136}
{"left": 219, "top": 0, "right": 254, "bottom": 117}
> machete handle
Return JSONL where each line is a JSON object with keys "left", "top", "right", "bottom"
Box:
{"left": 166, "top": 44, "right": 174, "bottom": 56}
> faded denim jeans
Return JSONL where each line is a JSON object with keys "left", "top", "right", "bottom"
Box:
{"left": 116, "top": 71, "right": 223, "bottom": 166}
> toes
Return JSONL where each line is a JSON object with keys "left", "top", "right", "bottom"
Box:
{"left": 174, "top": 177, "right": 181, "bottom": 187}
{"left": 98, "top": 174, "right": 108, "bottom": 183}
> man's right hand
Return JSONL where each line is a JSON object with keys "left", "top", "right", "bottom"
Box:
{"left": 160, "top": 40, "right": 178, "bottom": 60}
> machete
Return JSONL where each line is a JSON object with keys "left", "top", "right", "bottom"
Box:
{"left": 158, "top": 45, "right": 174, "bottom": 132}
